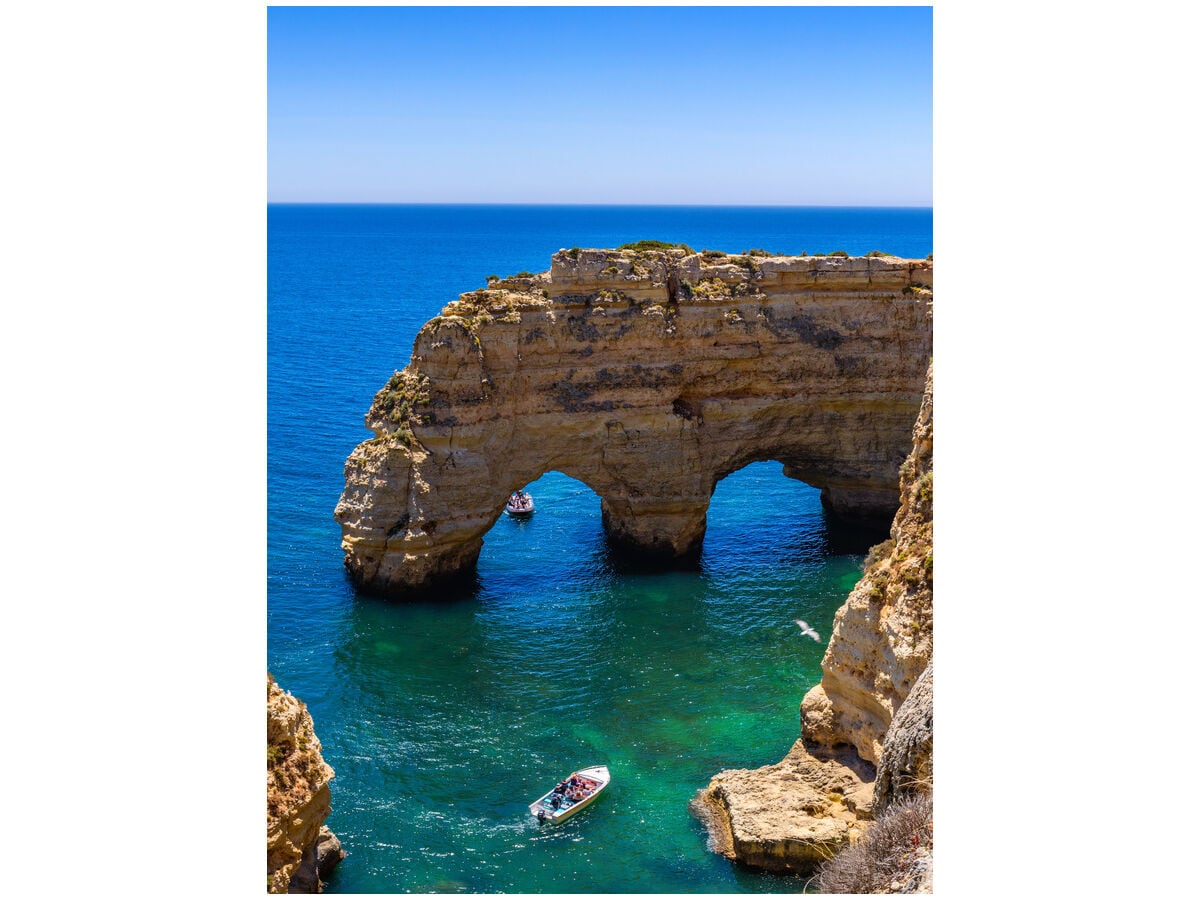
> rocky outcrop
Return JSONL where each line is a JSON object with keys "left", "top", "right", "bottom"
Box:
{"left": 335, "top": 247, "right": 932, "bottom": 595}
{"left": 694, "top": 363, "right": 932, "bottom": 876}
{"left": 267, "top": 675, "right": 344, "bottom": 893}
{"left": 691, "top": 743, "right": 875, "bottom": 874}
{"left": 801, "top": 363, "right": 932, "bottom": 765}
{"left": 285, "top": 827, "right": 346, "bottom": 894}
{"left": 873, "top": 662, "right": 933, "bottom": 813}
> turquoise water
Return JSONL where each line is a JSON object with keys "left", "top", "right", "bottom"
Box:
{"left": 268, "top": 204, "right": 932, "bottom": 892}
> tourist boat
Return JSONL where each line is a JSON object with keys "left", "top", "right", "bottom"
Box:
{"left": 504, "top": 490, "right": 534, "bottom": 518}
{"left": 529, "top": 765, "right": 610, "bottom": 824}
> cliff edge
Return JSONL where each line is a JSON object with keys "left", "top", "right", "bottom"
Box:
{"left": 693, "top": 362, "right": 932, "bottom": 881}
{"left": 267, "top": 674, "right": 344, "bottom": 893}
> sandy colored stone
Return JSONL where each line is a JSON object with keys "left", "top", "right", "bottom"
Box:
{"left": 801, "top": 363, "right": 932, "bottom": 765}
{"left": 695, "top": 363, "right": 933, "bottom": 875}
{"left": 267, "top": 675, "right": 341, "bottom": 893}
{"left": 874, "top": 661, "right": 933, "bottom": 812}
{"left": 691, "top": 742, "right": 874, "bottom": 875}
{"left": 336, "top": 248, "right": 932, "bottom": 594}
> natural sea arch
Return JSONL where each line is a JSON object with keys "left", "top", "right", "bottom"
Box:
{"left": 335, "top": 248, "right": 931, "bottom": 596}
{"left": 477, "top": 462, "right": 862, "bottom": 590}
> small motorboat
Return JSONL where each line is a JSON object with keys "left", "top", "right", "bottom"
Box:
{"left": 505, "top": 490, "right": 535, "bottom": 518}
{"left": 529, "top": 765, "right": 610, "bottom": 824}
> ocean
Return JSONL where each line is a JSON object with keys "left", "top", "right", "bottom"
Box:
{"left": 268, "top": 204, "right": 932, "bottom": 892}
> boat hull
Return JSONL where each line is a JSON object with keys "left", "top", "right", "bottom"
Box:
{"left": 504, "top": 498, "right": 534, "bottom": 518}
{"left": 529, "top": 765, "right": 610, "bottom": 824}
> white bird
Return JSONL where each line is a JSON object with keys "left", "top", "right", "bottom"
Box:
{"left": 794, "top": 619, "right": 820, "bottom": 642}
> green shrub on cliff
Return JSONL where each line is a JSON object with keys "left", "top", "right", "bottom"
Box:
{"left": 828, "top": 250, "right": 850, "bottom": 257}
{"left": 690, "top": 277, "right": 730, "bottom": 300}
{"left": 915, "top": 471, "right": 933, "bottom": 504}
{"left": 372, "top": 370, "right": 432, "bottom": 446}
{"left": 863, "top": 539, "right": 895, "bottom": 572}
{"left": 618, "top": 239, "right": 696, "bottom": 254}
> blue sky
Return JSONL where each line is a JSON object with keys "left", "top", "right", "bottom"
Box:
{"left": 269, "top": 6, "right": 931, "bottom": 206}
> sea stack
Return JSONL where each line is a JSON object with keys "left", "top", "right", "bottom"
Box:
{"left": 335, "top": 247, "right": 932, "bottom": 595}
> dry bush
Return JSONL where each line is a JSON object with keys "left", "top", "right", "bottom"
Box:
{"left": 814, "top": 793, "right": 932, "bottom": 894}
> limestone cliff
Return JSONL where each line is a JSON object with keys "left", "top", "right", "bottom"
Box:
{"left": 267, "top": 674, "right": 344, "bottom": 893}
{"left": 693, "top": 363, "right": 932, "bottom": 877}
{"left": 335, "top": 247, "right": 932, "bottom": 595}
{"left": 873, "top": 661, "right": 933, "bottom": 812}
{"left": 802, "top": 362, "right": 932, "bottom": 766}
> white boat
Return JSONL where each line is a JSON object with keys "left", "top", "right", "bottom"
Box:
{"left": 529, "top": 765, "right": 610, "bottom": 824}
{"left": 505, "top": 491, "right": 534, "bottom": 518}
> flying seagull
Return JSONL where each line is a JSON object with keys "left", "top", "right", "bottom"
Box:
{"left": 794, "top": 619, "right": 820, "bottom": 642}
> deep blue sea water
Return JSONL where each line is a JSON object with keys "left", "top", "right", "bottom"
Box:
{"left": 268, "top": 205, "right": 931, "bottom": 893}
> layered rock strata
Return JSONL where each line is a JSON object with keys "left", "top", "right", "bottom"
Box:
{"left": 691, "top": 744, "right": 876, "bottom": 873}
{"left": 694, "top": 363, "right": 932, "bottom": 876}
{"left": 267, "top": 674, "right": 344, "bottom": 893}
{"left": 336, "top": 248, "right": 932, "bottom": 594}
{"left": 801, "top": 363, "right": 933, "bottom": 767}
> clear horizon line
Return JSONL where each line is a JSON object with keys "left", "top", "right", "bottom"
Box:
{"left": 266, "top": 201, "right": 933, "bottom": 210}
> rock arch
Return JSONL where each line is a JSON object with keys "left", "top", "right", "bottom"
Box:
{"left": 335, "top": 248, "right": 932, "bottom": 595}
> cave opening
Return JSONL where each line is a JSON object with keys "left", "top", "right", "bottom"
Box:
{"left": 476, "top": 469, "right": 609, "bottom": 587}
{"left": 702, "top": 460, "right": 880, "bottom": 577}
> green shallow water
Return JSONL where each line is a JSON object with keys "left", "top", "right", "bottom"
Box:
{"left": 308, "top": 467, "right": 872, "bottom": 893}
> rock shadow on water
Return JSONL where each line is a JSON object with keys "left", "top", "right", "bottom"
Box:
{"left": 345, "top": 565, "right": 484, "bottom": 605}
{"left": 820, "top": 517, "right": 888, "bottom": 557}
{"left": 604, "top": 536, "right": 704, "bottom": 577}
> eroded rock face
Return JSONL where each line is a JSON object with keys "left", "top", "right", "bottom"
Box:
{"left": 801, "top": 363, "right": 933, "bottom": 765}
{"left": 694, "top": 363, "right": 932, "bottom": 876}
{"left": 691, "top": 742, "right": 876, "bottom": 874}
{"left": 267, "top": 675, "right": 343, "bottom": 893}
{"left": 873, "top": 661, "right": 933, "bottom": 813}
{"left": 335, "top": 248, "right": 932, "bottom": 595}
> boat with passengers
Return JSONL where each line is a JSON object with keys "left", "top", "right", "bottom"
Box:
{"left": 529, "top": 765, "right": 610, "bottom": 824}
